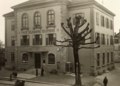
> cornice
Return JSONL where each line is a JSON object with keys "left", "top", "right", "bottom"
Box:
{"left": 3, "top": 11, "right": 14, "bottom": 17}
{"left": 12, "top": 0, "right": 69, "bottom": 10}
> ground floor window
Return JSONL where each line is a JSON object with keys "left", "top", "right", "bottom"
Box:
{"left": 11, "top": 52, "right": 15, "bottom": 62}
{"left": 48, "top": 53, "right": 55, "bottom": 64}
{"left": 22, "top": 53, "right": 28, "bottom": 62}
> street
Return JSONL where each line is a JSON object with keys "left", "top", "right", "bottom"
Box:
{"left": 1, "top": 63, "right": 120, "bottom": 86}
{"left": 96, "top": 63, "right": 120, "bottom": 86}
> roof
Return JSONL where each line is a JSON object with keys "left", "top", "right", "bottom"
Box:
{"left": 3, "top": 11, "right": 14, "bottom": 17}
{"left": 69, "top": 0, "right": 115, "bottom": 16}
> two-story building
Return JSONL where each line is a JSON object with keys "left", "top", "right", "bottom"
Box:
{"left": 4, "top": 0, "right": 115, "bottom": 75}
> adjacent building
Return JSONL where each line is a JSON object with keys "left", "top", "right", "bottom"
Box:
{"left": 4, "top": 0, "right": 115, "bottom": 75}
{"left": 114, "top": 32, "right": 120, "bottom": 62}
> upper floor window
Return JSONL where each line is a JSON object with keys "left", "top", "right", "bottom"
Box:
{"left": 101, "top": 15, "right": 105, "bottom": 27}
{"left": 48, "top": 53, "right": 55, "bottom": 64}
{"left": 11, "top": 21, "right": 15, "bottom": 31}
{"left": 11, "top": 40, "right": 15, "bottom": 46}
{"left": 96, "top": 33, "right": 100, "bottom": 44}
{"left": 34, "top": 12, "right": 41, "bottom": 29}
{"left": 96, "top": 13, "right": 99, "bottom": 25}
{"left": 47, "top": 10, "right": 55, "bottom": 26}
{"left": 110, "top": 20, "right": 113, "bottom": 29}
{"left": 21, "top": 35, "right": 29, "bottom": 46}
{"left": 111, "top": 52, "right": 113, "bottom": 62}
{"left": 33, "top": 34, "right": 42, "bottom": 45}
{"left": 107, "top": 52, "right": 109, "bottom": 63}
{"left": 11, "top": 36, "right": 15, "bottom": 46}
{"left": 21, "top": 13, "right": 29, "bottom": 30}
{"left": 46, "top": 34, "right": 56, "bottom": 45}
{"left": 73, "top": 13, "right": 84, "bottom": 25}
{"left": 101, "top": 34, "right": 105, "bottom": 45}
{"left": 107, "top": 35, "right": 109, "bottom": 45}
{"left": 110, "top": 35, "right": 114, "bottom": 45}
{"left": 106, "top": 18, "right": 109, "bottom": 28}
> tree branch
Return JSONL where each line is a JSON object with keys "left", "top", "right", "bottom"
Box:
{"left": 67, "top": 18, "right": 74, "bottom": 36}
{"left": 77, "top": 23, "right": 89, "bottom": 38}
{"left": 78, "top": 45, "right": 100, "bottom": 50}
{"left": 61, "top": 23, "right": 72, "bottom": 38}
{"left": 54, "top": 44, "right": 72, "bottom": 47}
{"left": 85, "top": 37, "right": 91, "bottom": 40}
{"left": 56, "top": 39, "right": 72, "bottom": 43}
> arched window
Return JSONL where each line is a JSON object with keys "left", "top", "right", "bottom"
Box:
{"left": 22, "top": 53, "right": 28, "bottom": 62}
{"left": 34, "top": 12, "right": 41, "bottom": 28}
{"left": 48, "top": 53, "right": 55, "bottom": 64}
{"left": 21, "top": 13, "right": 29, "bottom": 30}
{"left": 47, "top": 10, "right": 55, "bottom": 26}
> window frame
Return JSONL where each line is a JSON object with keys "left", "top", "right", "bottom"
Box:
{"left": 21, "top": 13, "right": 29, "bottom": 30}
{"left": 22, "top": 53, "right": 29, "bottom": 63}
{"left": 33, "top": 34, "right": 42, "bottom": 45}
{"left": 34, "top": 11, "right": 41, "bottom": 29}
{"left": 48, "top": 53, "right": 55, "bottom": 64}
{"left": 47, "top": 10, "right": 55, "bottom": 26}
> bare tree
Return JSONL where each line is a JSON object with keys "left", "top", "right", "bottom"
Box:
{"left": 55, "top": 16, "right": 100, "bottom": 86}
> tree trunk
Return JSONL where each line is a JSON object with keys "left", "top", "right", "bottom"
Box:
{"left": 73, "top": 47, "right": 82, "bottom": 86}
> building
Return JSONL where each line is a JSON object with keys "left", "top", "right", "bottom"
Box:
{"left": 4, "top": 0, "right": 115, "bottom": 75}
{"left": 114, "top": 32, "right": 120, "bottom": 62}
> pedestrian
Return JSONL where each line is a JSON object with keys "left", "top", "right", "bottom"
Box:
{"left": 103, "top": 76, "right": 108, "bottom": 86}
{"left": 41, "top": 67, "right": 44, "bottom": 76}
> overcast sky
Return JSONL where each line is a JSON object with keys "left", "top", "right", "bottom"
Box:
{"left": 0, "top": 0, "right": 120, "bottom": 43}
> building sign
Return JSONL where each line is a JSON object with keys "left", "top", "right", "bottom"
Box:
{"left": 19, "top": 29, "right": 55, "bottom": 34}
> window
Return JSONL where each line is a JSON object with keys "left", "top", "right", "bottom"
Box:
{"left": 21, "top": 13, "right": 29, "bottom": 30}
{"left": 11, "top": 52, "right": 15, "bottom": 62}
{"left": 107, "top": 52, "right": 109, "bottom": 63}
{"left": 107, "top": 35, "right": 109, "bottom": 45}
{"left": 11, "top": 21, "right": 15, "bottom": 31}
{"left": 114, "top": 38, "right": 119, "bottom": 44}
{"left": 22, "top": 53, "right": 28, "bottom": 62}
{"left": 33, "top": 34, "right": 42, "bottom": 45}
{"left": 97, "top": 53, "right": 100, "bottom": 66}
{"left": 11, "top": 36, "right": 15, "bottom": 46}
{"left": 101, "top": 34, "right": 105, "bottom": 45}
{"left": 11, "top": 40, "right": 15, "bottom": 46}
{"left": 47, "top": 10, "right": 55, "bottom": 26}
{"left": 34, "top": 12, "right": 41, "bottom": 28}
{"left": 106, "top": 18, "right": 109, "bottom": 28}
{"left": 73, "top": 13, "right": 84, "bottom": 25}
{"left": 110, "top": 20, "right": 113, "bottom": 29}
{"left": 48, "top": 53, "right": 55, "bottom": 64}
{"left": 101, "top": 15, "right": 104, "bottom": 27}
{"left": 21, "top": 35, "right": 29, "bottom": 45}
{"left": 111, "top": 52, "right": 113, "bottom": 62}
{"left": 102, "top": 53, "right": 105, "bottom": 65}
{"left": 46, "top": 34, "right": 56, "bottom": 45}
{"left": 96, "top": 33, "right": 100, "bottom": 44}
{"left": 96, "top": 13, "right": 99, "bottom": 25}
{"left": 110, "top": 36, "right": 114, "bottom": 45}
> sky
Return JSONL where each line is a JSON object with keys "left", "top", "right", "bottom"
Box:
{"left": 0, "top": 0, "right": 120, "bottom": 43}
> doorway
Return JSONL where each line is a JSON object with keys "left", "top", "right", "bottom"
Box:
{"left": 34, "top": 53, "right": 41, "bottom": 68}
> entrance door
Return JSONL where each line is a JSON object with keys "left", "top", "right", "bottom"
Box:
{"left": 34, "top": 53, "right": 41, "bottom": 68}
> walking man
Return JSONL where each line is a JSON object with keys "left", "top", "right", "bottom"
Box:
{"left": 103, "top": 76, "right": 108, "bottom": 86}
